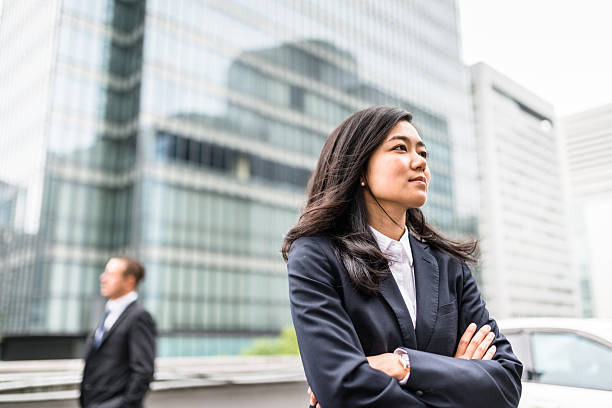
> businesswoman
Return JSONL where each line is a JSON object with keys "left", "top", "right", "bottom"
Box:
{"left": 282, "top": 106, "right": 522, "bottom": 408}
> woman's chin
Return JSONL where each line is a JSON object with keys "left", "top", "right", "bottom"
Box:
{"left": 405, "top": 194, "right": 427, "bottom": 208}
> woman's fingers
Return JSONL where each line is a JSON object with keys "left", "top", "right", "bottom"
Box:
{"left": 308, "top": 386, "right": 317, "bottom": 406}
{"left": 455, "top": 323, "right": 495, "bottom": 359}
{"left": 472, "top": 331, "right": 495, "bottom": 359}
{"left": 454, "top": 322, "right": 477, "bottom": 357}
{"left": 463, "top": 324, "right": 491, "bottom": 359}
{"left": 483, "top": 345, "right": 497, "bottom": 360}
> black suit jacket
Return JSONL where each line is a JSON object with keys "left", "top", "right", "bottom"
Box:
{"left": 288, "top": 235, "right": 522, "bottom": 408}
{"left": 80, "top": 301, "right": 157, "bottom": 408}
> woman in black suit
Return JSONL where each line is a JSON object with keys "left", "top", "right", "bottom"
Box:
{"left": 282, "top": 106, "right": 522, "bottom": 408}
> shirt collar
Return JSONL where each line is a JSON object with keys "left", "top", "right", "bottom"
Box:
{"left": 106, "top": 291, "right": 138, "bottom": 313}
{"left": 369, "top": 225, "right": 414, "bottom": 267}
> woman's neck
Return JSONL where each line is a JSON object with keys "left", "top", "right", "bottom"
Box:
{"left": 365, "top": 199, "right": 406, "bottom": 241}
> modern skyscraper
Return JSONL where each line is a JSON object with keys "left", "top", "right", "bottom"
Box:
{"left": 561, "top": 103, "right": 612, "bottom": 318}
{"left": 0, "top": 0, "right": 476, "bottom": 359}
{"left": 470, "top": 62, "right": 579, "bottom": 318}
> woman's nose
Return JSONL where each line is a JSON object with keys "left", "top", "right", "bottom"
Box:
{"left": 412, "top": 153, "right": 426, "bottom": 170}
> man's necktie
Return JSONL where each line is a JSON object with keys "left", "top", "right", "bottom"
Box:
{"left": 92, "top": 310, "right": 110, "bottom": 349}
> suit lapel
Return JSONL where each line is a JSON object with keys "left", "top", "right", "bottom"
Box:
{"left": 84, "top": 335, "right": 94, "bottom": 360}
{"left": 379, "top": 270, "right": 417, "bottom": 349}
{"left": 92, "top": 301, "right": 137, "bottom": 352}
{"left": 410, "top": 235, "right": 440, "bottom": 350}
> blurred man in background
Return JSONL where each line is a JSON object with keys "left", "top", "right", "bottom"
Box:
{"left": 80, "top": 257, "right": 156, "bottom": 408}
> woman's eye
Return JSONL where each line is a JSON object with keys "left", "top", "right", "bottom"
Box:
{"left": 419, "top": 151, "right": 428, "bottom": 159}
{"left": 393, "top": 145, "right": 407, "bottom": 151}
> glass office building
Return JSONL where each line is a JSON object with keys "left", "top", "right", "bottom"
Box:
{"left": 0, "top": 0, "right": 476, "bottom": 359}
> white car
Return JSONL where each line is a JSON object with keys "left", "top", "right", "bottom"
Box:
{"left": 498, "top": 318, "right": 612, "bottom": 407}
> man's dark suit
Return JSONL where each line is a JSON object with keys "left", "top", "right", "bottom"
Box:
{"left": 288, "top": 235, "right": 523, "bottom": 408}
{"left": 80, "top": 301, "right": 156, "bottom": 408}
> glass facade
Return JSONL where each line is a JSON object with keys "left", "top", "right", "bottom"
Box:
{"left": 0, "top": 0, "right": 476, "bottom": 359}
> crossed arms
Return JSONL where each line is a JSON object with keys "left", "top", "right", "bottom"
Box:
{"left": 288, "top": 237, "right": 522, "bottom": 408}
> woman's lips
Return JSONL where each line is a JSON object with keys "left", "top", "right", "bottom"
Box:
{"left": 410, "top": 176, "right": 427, "bottom": 185}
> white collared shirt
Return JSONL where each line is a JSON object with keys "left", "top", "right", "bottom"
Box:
{"left": 369, "top": 226, "right": 417, "bottom": 329}
{"left": 103, "top": 291, "right": 138, "bottom": 331}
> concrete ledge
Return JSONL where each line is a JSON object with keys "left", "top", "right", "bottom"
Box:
{"left": 0, "top": 390, "right": 79, "bottom": 403}
{"left": 0, "top": 355, "right": 306, "bottom": 406}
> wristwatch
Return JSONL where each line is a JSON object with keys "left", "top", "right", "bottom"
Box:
{"left": 394, "top": 348, "right": 411, "bottom": 384}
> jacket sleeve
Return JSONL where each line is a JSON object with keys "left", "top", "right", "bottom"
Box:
{"left": 288, "top": 237, "right": 428, "bottom": 407}
{"left": 122, "top": 310, "right": 157, "bottom": 407}
{"left": 401, "top": 263, "right": 523, "bottom": 408}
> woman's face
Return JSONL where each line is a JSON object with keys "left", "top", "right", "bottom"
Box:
{"left": 363, "top": 120, "right": 430, "bottom": 212}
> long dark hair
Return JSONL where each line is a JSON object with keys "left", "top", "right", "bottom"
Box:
{"left": 282, "top": 106, "right": 477, "bottom": 294}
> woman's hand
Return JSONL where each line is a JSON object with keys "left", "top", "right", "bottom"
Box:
{"left": 454, "top": 323, "right": 497, "bottom": 360}
{"left": 366, "top": 353, "right": 406, "bottom": 380}
{"left": 308, "top": 386, "right": 321, "bottom": 408}
{"left": 306, "top": 352, "right": 405, "bottom": 407}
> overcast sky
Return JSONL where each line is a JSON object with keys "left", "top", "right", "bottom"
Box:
{"left": 458, "top": 0, "right": 612, "bottom": 116}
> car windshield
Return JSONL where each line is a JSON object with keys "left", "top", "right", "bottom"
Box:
{"left": 531, "top": 332, "right": 612, "bottom": 391}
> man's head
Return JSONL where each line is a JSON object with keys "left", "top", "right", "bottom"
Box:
{"left": 100, "top": 257, "right": 145, "bottom": 300}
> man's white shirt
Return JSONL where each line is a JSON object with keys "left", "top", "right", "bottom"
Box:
{"left": 103, "top": 291, "right": 138, "bottom": 331}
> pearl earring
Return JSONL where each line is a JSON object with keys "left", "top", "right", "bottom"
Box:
{"left": 360, "top": 181, "right": 365, "bottom": 187}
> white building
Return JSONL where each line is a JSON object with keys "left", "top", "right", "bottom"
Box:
{"left": 561, "top": 103, "right": 612, "bottom": 318}
{"left": 470, "top": 62, "right": 579, "bottom": 318}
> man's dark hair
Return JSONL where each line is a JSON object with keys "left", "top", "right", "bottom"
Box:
{"left": 116, "top": 257, "right": 145, "bottom": 285}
